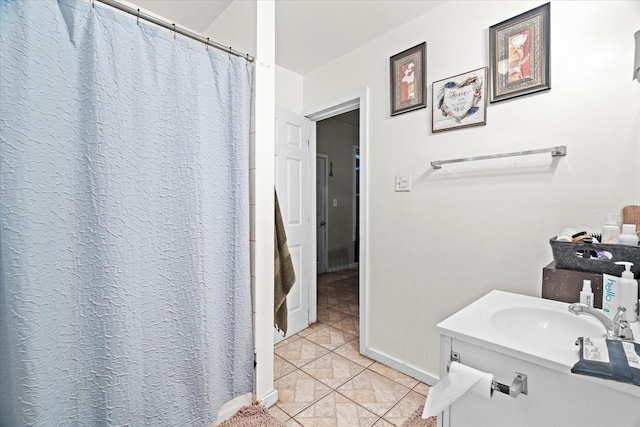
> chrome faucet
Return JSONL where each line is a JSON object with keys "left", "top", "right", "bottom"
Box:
{"left": 568, "top": 303, "right": 635, "bottom": 341}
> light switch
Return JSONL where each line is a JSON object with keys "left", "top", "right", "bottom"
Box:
{"left": 333, "top": 198, "right": 338, "bottom": 207}
{"left": 395, "top": 175, "right": 411, "bottom": 192}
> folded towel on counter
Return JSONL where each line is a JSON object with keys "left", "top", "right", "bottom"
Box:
{"left": 274, "top": 190, "right": 296, "bottom": 336}
{"left": 571, "top": 337, "right": 640, "bottom": 386}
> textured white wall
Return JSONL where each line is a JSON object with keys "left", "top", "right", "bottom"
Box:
{"left": 304, "top": 0, "right": 640, "bottom": 379}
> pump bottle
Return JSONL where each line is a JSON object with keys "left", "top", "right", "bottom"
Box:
{"left": 615, "top": 261, "right": 638, "bottom": 322}
{"left": 579, "top": 280, "right": 593, "bottom": 308}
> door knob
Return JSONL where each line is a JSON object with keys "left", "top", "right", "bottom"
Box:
{"left": 320, "top": 221, "right": 326, "bottom": 226}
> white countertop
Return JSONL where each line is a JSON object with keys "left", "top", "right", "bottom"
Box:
{"left": 437, "top": 290, "right": 640, "bottom": 396}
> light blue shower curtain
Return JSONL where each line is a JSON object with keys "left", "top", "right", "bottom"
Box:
{"left": 0, "top": 1, "right": 254, "bottom": 425}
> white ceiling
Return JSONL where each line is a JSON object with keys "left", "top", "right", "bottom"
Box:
{"left": 131, "top": 0, "right": 445, "bottom": 75}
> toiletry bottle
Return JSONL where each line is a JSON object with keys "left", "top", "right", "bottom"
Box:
{"left": 579, "top": 280, "right": 593, "bottom": 308}
{"left": 618, "top": 224, "right": 639, "bottom": 246}
{"left": 602, "top": 273, "right": 621, "bottom": 320}
{"left": 615, "top": 261, "right": 638, "bottom": 322}
{"left": 601, "top": 213, "right": 620, "bottom": 244}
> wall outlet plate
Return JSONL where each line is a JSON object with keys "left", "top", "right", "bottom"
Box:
{"left": 395, "top": 175, "right": 411, "bottom": 192}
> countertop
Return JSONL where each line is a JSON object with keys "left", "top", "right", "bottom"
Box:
{"left": 437, "top": 290, "right": 640, "bottom": 397}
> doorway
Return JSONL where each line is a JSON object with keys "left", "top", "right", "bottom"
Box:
{"left": 304, "top": 88, "right": 369, "bottom": 355}
{"left": 315, "top": 110, "right": 360, "bottom": 274}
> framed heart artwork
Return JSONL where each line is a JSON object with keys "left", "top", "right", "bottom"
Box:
{"left": 432, "top": 67, "right": 487, "bottom": 133}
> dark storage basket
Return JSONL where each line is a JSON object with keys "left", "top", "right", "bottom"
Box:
{"left": 549, "top": 237, "right": 640, "bottom": 279}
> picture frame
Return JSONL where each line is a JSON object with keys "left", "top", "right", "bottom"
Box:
{"left": 390, "top": 42, "right": 426, "bottom": 116}
{"left": 489, "top": 3, "right": 550, "bottom": 103}
{"left": 432, "top": 67, "right": 487, "bottom": 133}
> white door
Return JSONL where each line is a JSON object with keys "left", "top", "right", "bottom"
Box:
{"left": 316, "top": 155, "right": 328, "bottom": 274}
{"left": 274, "top": 107, "right": 311, "bottom": 341}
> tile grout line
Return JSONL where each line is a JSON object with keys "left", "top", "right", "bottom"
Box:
{"left": 288, "top": 359, "right": 418, "bottom": 424}
{"left": 277, "top": 269, "right": 428, "bottom": 426}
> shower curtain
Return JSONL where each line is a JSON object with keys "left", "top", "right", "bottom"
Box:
{"left": 0, "top": 1, "right": 254, "bottom": 425}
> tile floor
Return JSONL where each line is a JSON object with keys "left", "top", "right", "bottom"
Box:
{"left": 270, "top": 268, "right": 430, "bottom": 426}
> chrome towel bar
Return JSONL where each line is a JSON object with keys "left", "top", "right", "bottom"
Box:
{"left": 431, "top": 145, "right": 566, "bottom": 170}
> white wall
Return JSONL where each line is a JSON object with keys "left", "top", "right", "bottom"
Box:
{"left": 202, "top": 0, "right": 256, "bottom": 59}
{"left": 275, "top": 65, "right": 303, "bottom": 113}
{"left": 303, "top": 0, "right": 640, "bottom": 379}
{"left": 251, "top": 0, "right": 277, "bottom": 409}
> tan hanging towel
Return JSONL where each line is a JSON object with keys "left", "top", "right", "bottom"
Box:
{"left": 274, "top": 190, "right": 296, "bottom": 336}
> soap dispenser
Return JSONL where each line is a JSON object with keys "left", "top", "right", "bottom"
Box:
{"left": 615, "top": 261, "right": 638, "bottom": 322}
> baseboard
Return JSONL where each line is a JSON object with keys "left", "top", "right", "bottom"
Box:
{"left": 214, "top": 393, "right": 253, "bottom": 425}
{"left": 326, "top": 263, "right": 359, "bottom": 273}
{"left": 256, "top": 388, "right": 279, "bottom": 408}
{"left": 365, "top": 347, "right": 439, "bottom": 386}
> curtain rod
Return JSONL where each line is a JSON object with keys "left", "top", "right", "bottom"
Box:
{"left": 95, "top": 0, "right": 255, "bottom": 62}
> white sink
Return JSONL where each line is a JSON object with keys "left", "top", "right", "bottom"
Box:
{"left": 481, "top": 302, "right": 606, "bottom": 351}
{"left": 438, "top": 291, "right": 640, "bottom": 426}
{"left": 438, "top": 291, "right": 640, "bottom": 368}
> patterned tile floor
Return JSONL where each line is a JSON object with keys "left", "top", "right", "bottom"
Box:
{"left": 270, "top": 268, "right": 429, "bottom": 426}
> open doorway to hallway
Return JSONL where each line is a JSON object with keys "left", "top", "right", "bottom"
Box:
{"left": 314, "top": 108, "right": 361, "bottom": 345}
{"left": 316, "top": 110, "right": 360, "bottom": 276}
{"left": 303, "top": 87, "right": 369, "bottom": 357}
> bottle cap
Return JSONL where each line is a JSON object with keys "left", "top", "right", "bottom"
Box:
{"left": 582, "top": 280, "right": 592, "bottom": 292}
{"left": 621, "top": 224, "right": 637, "bottom": 235}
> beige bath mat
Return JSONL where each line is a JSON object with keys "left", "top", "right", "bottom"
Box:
{"left": 217, "top": 404, "right": 285, "bottom": 427}
{"left": 401, "top": 405, "right": 437, "bottom": 427}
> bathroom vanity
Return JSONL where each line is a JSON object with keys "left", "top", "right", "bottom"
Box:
{"left": 436, "top": 291, "right": 640, "bottom": 427}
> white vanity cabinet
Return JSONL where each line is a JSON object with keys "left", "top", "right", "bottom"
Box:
{"left": 435, "top": 291, "right": 640, "bottom": 427}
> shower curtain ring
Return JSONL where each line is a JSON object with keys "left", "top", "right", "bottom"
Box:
{"left": 136, "top": 9, "right": 140, "bottom": 25}
{"left": 173, "top": 23, "right": 176, "bottom": 39}
{"left": 206, "top": 38, "right": 209, "bottom": 51}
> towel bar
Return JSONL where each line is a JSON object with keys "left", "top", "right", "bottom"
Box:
{"left": 431, "top": 145, "right": 566, "bottom": 169}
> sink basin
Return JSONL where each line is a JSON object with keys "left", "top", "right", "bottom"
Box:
{"left": 439, "top": 290, "right": 640, "bottom": 379}
{"left": 482, "top": 303, "right": 606, "bottom": 351}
